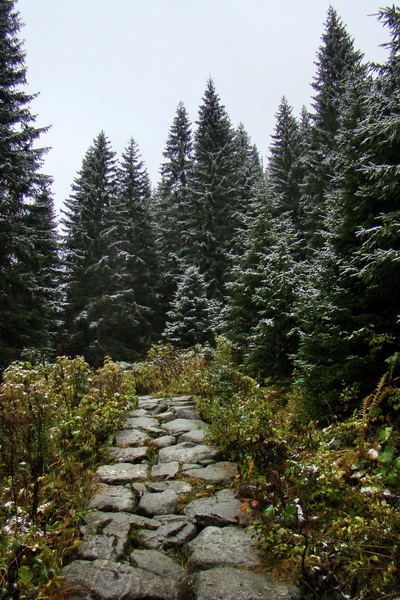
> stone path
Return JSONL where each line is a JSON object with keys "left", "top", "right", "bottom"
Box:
{"left": 61, "top": 395, "right": 300, "bottom": 600}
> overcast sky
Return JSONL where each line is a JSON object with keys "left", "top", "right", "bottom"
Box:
{"left": 17, "top": 0, "right": 390, "bottom": 214}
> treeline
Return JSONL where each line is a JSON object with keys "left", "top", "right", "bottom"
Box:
{"left": 1, "top": 0, "right": 399, "bottom": 419}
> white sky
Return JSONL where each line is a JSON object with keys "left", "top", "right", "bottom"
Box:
{"left": 17, "top": 0, "right": 390, "bottom": 214}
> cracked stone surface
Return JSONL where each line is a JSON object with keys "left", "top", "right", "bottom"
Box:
{"left": 193, "top": 567, "right": 301, "bottom": 600}
{"left": 158, "top": 441, "right": 221, "bottom": 464}
{"left": 187, "top": 526, "right": 260, "bottom": 572}
{"left": 61, "top": 394, "right": 300, "bottom": 600}
{"left": 94, "top": 463, "right": 148, "bottom": 484}
{"left": 183, "top": 461, "right": 238, "bottom": 485}
{"left": 184, "top": 488, "right": 249, "bottom": 527}
{"left": 88, "top": 485, "right": 136, "bottom": 513}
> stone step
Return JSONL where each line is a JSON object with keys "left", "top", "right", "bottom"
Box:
{"left": 61, "top": 394, "right": 300, "bottom": 600}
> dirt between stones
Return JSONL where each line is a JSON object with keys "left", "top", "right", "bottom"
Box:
{"left": 61, "top": 395, "right": 300, "bottom": 600}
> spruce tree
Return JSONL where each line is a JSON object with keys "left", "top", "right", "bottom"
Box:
{"left": 62, "top": 131, "right": 117, "bottom": 361}
{"left": 163, "top": 265, "right": 217, "bottom": 348}
{"left": 84, "top": 138, "right": 159, "bottom": 362}
{"left": 266, "top": 97, "right": 303, "bottom": 231}
{"left": 186, "top": 78, "right": 241, "bottom": 300}
{"left": 299, "top": 7, "right": 364, "bottom": 248}
{"left": 0, "top": 0, "right": 56, "bottom": 367}
{"left": 294, "top": 7, "right": 400, "bottom": 417}
{"left": 154, "top": 102, "right": 193, "bottom": 306}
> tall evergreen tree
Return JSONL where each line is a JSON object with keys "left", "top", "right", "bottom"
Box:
{"left": 266, "top": 97, "right": 303, "bottom": 231}
{"left": 84, "top": 138, "right": 160, "bottom": 363}
{"left": 294, "top": 7, "right": 400, "bottom": 417}
{"left": 299, "top": 7, "right": 364, "bottom": 248}
{"left": 163, "top": 265, "right": 217, "bottom": 348}
{"left": 186, "top": 78, "right": 241, "bottom": 300}
{"left": 0, "top": 0, "right": 56, "bottom": 367}
{"left": 62, "top": 131, "right": 117, "bottom": 361}
{"left": 154, "top": 102, "right": 193, "bottom": 305}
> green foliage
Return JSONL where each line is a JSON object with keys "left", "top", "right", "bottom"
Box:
{"left": 133, "top": 342, "right": 211, "bottom": 395}
{"left": 0, "top": 356, "right": 136, "bottom": 599}
{"left": 185, "top": 341, "right": 400, "bottom": 598}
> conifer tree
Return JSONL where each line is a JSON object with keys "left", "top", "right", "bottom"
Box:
{"left": 232, "top": 123, "right": 263, "bottom": 251}
{"left": 62, "top": 131, "right": 117, "bottom": 361}
{"left": 84, "top": 138, "right": 160, "bottom": 362}
{"left": 266, "top": 97, "right": 303, "bottom": 231}
{"left": 163, "top": 265, "right": 217, "bottom": 348}
{"left": 154, "top": 102, "right": 193, "bottom": 305}
{"left": 299, "top": 7, "right": 364, "bottom": 248}
{"left": 0, "top": 0, "right": 56, "bottom": 367}
{"left": 294, "top": 7, "right": 400, "bottom": 416}
{"left": 186, "top": 79, "right": 241, "bottom": 300}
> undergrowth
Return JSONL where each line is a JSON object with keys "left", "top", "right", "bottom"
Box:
{"left": 0, "top": 356, "right": 136, "bottom": 599}
{"left": 2, "top": 340, "right": 400, "bottom": 599}
{"left": 134, "top": 338, "right": 400, "bottom": 599}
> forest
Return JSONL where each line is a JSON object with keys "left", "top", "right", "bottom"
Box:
{"left": 1, "top": 0, "right": 400, "bottom": 598}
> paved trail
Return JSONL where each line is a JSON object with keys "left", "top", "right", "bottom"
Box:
{"left": 62, "top": 395, "right": 300, "bottom": 600}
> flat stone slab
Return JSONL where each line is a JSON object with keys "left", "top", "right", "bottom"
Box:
{"left": 157, "top": 411, "right": 176, "bottom": 423}
{"left": 138, "top": 489, "right": 180, "bottom": 517}
{"left": 184, "top": 461, "right": 238, "bottom": 485}
{"left": 194, "top": 566, "right": 301, "bottom": 600}
{"left": 106, "top": 446, "right": 148, "bottom": 463}
{"left": 184, "top": 489, "right": 248, "bottom": 527}
{"left": 122, "top": 416, "right": 160, "bottom": 429}
{"left": 61, "top": 559, "right": 185, "bottom": 600}
{"left": 94, "top": 463, "right": 148, "bottom": 484}
{"left": 162, "top": 418, "right": 208, "bottom": 435}
{"left": 179, "top": 428, "right": 208, "bottom": 444}
{"left": 138, "top": 519, "right": 197, "bottom": 550}
{"left": 112, "top": 429, "right": 151, "bottom": 447}
{"left": 187, "top": 526, "right": 259, "bottom": 572}
{"left": 158, "top": 442, "right": 221, "bottom": 465}
{"left": 173, "top": 406, "right": 201, "bottom": 420}
{"left": 125, "top": 408, "right": 150, "bottom": 417}
{"left": 151, "top": 461, "right": 180, "bottom": 480}
{"left": 145, "top": 480, "right": 193, "bottom": 494}
{"left": 130, "top": 549, "right": 188, "bottom": 581}
{"left": 88, "top": 485, "right": 135, "bottom": 512}
{"left": 76, "top": 533, "right": 126, "bottom": 561}
{"left": 82, "top": 511, "right": 160, "bottom": 536}
{"left": 151, "top": 435, "right": 177, "bottom": 448}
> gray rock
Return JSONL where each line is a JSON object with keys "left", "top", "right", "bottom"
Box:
{"left": 61, "top": 559, "right": 186, "bottom": 600}
{"left": 121, "top": 416, "right": 160, "bottom": 430}
{"left": 82, "top": 511, "right": 160, "bottom": 536}
{"left": 76, "top": 533, "right": 125, "bottom": 561}
{"left": 158, "top": 442, "right": 221, "bottom": 465}
{"left": 112, "top": 429, "right": 151, "bottom": 447}
{"left": 193, "top": 566, "right": 300, "bottom": 600}
{"left": 170, "top": 395, "right": 193, "bottom": 403}
{"left": 151, "top": 461, "right": 180, "bottom": 480}
{"left": 178, "top": 428, "right": 208, "bottom": 444}
{"left": 125, "top": 408, "right": 149, "bottom": 417}
{"left": 157, "top": 411, "right": 176, "bottom": 423}
{"left": 151, "top": 434, "right": 177, "bottom": 448}
{"left": 138, "top": 489, "right": 180, "bottom": 517}
{"left": 181, "top": 463, "right": 203, "bottom": 471}
{"left": 145, "top": 480, "right": 193, "bottom": 494}
{"left": 88, "top": 485, "right": 135, "bottom": 512}
{"left": 173, "top": 406, "right": 201, "bottom": 420}
{"left": 130, "top": 549, "right": 188, "bottom": 581}
{"left": 162, "top": 418, "right": 207, "bottom": 435}
{"left": 138, "top": 519, "right": 197, "bottom": 550}
{"left": 184, "top": 461, "right": 238, "bottom": 485}
{"left": 187, "top": 526, "right": 259, "bottom": 572}
{"left": 184, "top": 489, "right": 249, "bottom": 527}
{"left": 94, "top": 463, "right": 148, "bottom": 484}
{"left": 106, "top": 446, "right": 148, "bottom": 463}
